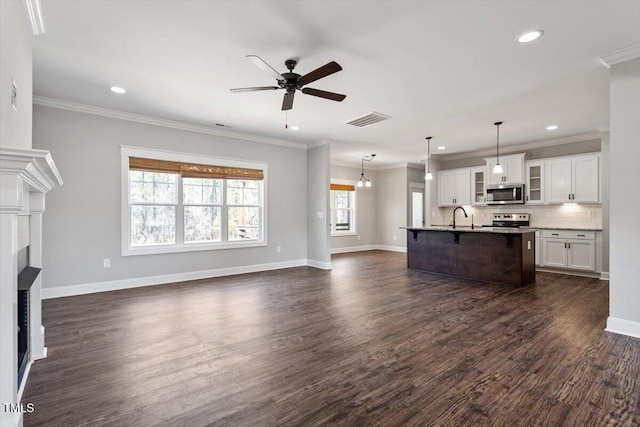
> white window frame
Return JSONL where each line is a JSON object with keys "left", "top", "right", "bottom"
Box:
{"left": 121, "top": 146, "right": 268, "bottom": 256}
{"left": 330, "top": 178, "right": 357, "bottom": 237}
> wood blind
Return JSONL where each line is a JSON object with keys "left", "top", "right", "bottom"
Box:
{"left": 330, "top": 183, "right": 355, "bottom": 191}
{"left": 129, "top": 157, "right": 264, "bottom": 180}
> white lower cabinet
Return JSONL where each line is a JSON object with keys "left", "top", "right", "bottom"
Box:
{"left": 535, "top": 231, "right": 540, "bottom": 266}
{"left": 540, "top": 230, "right": 596, "bottom": 272}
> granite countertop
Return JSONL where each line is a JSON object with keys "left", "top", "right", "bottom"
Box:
{"left": 402, "top": 226, "right": 536, "bottom": 234}
{"left": 531, "top": 226, "right": 602, "bottom": 231}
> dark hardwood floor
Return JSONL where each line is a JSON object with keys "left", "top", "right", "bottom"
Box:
{"left": 23, "top": 251, "right": 640, "bottom": 426}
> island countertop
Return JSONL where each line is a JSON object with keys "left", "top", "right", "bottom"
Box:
{"left": 402, "top": 226, "right": 536, "bottom": 234}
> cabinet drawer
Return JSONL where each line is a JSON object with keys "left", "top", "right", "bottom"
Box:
{"left": 541, "top": 230, "right": 595, "bottom": 240}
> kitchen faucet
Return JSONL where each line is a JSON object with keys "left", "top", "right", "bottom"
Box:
{"left": 452, "top": 206, "right": 468, "bottom": 229}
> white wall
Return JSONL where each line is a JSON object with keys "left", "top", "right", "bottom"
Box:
{"left": 0, "top": 0, "right": 33, "bottom": 150}
{"left": 33, "top": 105, "right": 309, "bottom": 290}
{"left": 330, "top": 164, "right": 377, "bottom": 251}
{"left": 306, "top": 145, "right": 331, "bottom": 267}
{"left": 608, "top": 57, "right": 640, "bottom": 337}
{"left": 376, "top": 167, "right": 408, "bottom": 249}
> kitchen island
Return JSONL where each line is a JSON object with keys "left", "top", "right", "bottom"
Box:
{"left": 404, "top": 226, "right": 536, "bottom": 286}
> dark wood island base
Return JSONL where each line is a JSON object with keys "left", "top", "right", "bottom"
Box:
{"left": 406, "top": 227, "right": 536, "bottom": 286}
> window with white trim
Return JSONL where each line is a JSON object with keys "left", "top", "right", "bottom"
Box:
{"left": 330, "top": 183, "right": 356, "bottom": 235}
{"left": 122, "top": 147, "right": 267, "bottom": 255}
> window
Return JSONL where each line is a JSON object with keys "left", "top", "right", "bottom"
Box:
{"left": 330, "top": 183, "right": 356, "bottom": 235}
{"left": 122, "top": 147, "right": 267, "bottom": 256}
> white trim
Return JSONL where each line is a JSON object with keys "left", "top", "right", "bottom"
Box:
{"left": 33, "top": 96, "right": 307, "bottom": 150}
{"left": 605, "top": 317, "right": 640, "bottom": 339}
{"left": 599, "top": 271, "right": 610, "bottom": 281}
{"left": 536, "top": 267, "right": 602, "bottom": 280}
{"left": 331, "top": 245, "right": 378, "bottom": 254}
{"left": 598, "top": 44, "right": 640, "bottom": 68}
{"left": 306, "top": 260, "right": 332, "bottom": 270}
{"left": 438, "top": 132, "right": 601, "bottom": 162}
{"left": 594, "top": 125, "right": 610, "bottom": 133}
{"left": 42, "top": 259, "right": 310, "bottom": 299}
{"left": 16, "top": 360, "right": 32, "bottom": 403}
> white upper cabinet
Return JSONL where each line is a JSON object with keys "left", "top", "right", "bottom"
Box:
{"left": 546, "top": 153, "right": 599, "bottom": 203}
{"left": 470, "top": 167, "right": 486, "bottom": 205}
{"left": 525, "top": 160, "right": 544, "bottom": 204}
{"left": 438, "top": 168, "right": 471, "bottom": 207}
{"left": 485, "top": 153, "right": 525, "bottom": 185}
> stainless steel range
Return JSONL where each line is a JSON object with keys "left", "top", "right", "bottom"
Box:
{"left": 485, "top": 213, "right": 530, "bottom": 228}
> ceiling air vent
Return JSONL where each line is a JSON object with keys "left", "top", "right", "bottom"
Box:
{"left": 345, "top": 112, "right": 392, "bottom": 127}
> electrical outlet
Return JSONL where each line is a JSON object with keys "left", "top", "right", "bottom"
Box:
{"left": 276, "top": 246, "right": 281, "bottom": 253}
{"left": 103, "top": 258, "right": 111, "bottom": 268}
{"left": 317, "top": 211, "right": 323, "bottom": 219}
{"left": 393, "top": 234, "right": 397, "bottom": 241}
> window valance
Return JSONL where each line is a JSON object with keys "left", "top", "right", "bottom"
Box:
{"left": 330, "top": 183, "right": 355, "bottom": 191}
{"left": 129, "top": 157, "right": 264, "bottom": 180}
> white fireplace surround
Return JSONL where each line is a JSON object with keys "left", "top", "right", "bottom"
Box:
{"left": 0, "top": 148, "right": 61, "bottom": 427}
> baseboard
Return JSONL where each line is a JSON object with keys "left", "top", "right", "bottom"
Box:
{"left": 605, "top": 317, "right": 640, "bottom": 339}
{"left": 536, "top": 267, "right": 602, "bottom": 279}
{"left": 307, "top": 259, "right": 332, "bottom": 270}
{"left": 375, "top": 245, "right": 407, "bottom": 253}
{"left": 42, "top": 259, "right": 309, "bottom": 299}
{"left": 331, "top": 245, "right": 377, "bottom": 254}
{"left": 600, "top": 271, "right": 610, "bottom": 280}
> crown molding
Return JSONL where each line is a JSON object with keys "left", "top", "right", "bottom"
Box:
{"left": 438, "top": 132, "right": 601, "bottom": 162}
{"left": 33, "top": 96, "right": 308, "bottom": 150}
{"left": 598, "top": 44, "right": 640, "bottom": 68}
{"left": 307, "top": 140, "right": 332, "bottom": 150}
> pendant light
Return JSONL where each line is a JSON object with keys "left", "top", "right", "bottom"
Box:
{"left": 356, "top": 154, "right": 376, "bottom": 187}
{"left": 492, "top": 121, "right": 504, "bottom": 174}
{"left": 425, "top": 136, "right": 433, "bottom": 180}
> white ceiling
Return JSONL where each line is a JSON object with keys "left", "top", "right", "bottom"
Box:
{"left": 33, "top": 1, "right": 640, "bottom": 167}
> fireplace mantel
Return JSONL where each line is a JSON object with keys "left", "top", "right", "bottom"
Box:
{"left": 1, "top": 147, "right": 62, "bottom": 427}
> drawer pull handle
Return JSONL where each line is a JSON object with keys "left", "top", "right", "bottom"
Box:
{"left": 551, "top": 233, "right": 559, "bottom": 236}
{"left": 577, "top": 234, "right": 585, "bottom": 237}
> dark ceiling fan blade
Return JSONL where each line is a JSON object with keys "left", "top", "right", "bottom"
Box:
{"left": 246, "top": 55, "right": 285, "bottom": 82}
{"left": 301, "top": 87, "right": 346, "bottom": 102}
{"left": 298, "top": 61, "right": 342, "bottom": 85}
{"left": 282, "top": 91, "right": 295, "bottom": 111}
{"left": 230, "top": 86, "right": 279, "bottom": 93}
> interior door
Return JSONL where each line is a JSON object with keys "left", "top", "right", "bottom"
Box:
{"left": 411, "top": 187, "right": 424, "bottom": 227}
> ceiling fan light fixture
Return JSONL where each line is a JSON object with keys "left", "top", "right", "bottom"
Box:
{"left": 517, "top": 29, "right": 544, "bottom": 43}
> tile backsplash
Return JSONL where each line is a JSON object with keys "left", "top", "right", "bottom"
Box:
{"left": 440, "top": 204, "right": 602, "bottom": 229}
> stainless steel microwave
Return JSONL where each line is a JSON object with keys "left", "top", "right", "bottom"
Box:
{"left": 486, "top": 184, "right": 525, "bottom": 204}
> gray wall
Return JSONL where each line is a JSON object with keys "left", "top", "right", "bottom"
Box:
{"left": 609, "top": 58, "right": 640, "bottom": 326}
{"left": 306, "top": 145, "right": 331, "bottom": 265}
{"left": 330, "top": 164, "right": 377, "bottom": 250}
{"left": 0, "top": 0, "right": 32, "bottom": 150}
{"left": 33, "top": 106, "right": 309, "bottom": 288}
{"left": 376, "top": 167, "right": 408, "bottom": 248}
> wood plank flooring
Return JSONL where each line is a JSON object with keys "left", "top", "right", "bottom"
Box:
{"left": 22, "top": 251, "right": 640, "bottom": 426}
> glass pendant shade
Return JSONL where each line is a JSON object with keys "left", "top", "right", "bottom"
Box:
{"left": 365, "top": 180, "right": 372, "bottom": 187}
{"left": 493, "top": 163, "right": 504, "bottom": 174}
{"left": 357, "top": 179, "right": 364, "bottom": 188}
{"left": 425, "top": 171, "right": 433, "bottom": 180}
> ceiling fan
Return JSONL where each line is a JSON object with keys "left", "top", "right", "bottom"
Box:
{"left": 230, "top": 55, "right": 346, "bottom": 111}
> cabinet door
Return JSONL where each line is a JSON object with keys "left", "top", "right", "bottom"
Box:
{"left": 542, "top": 239, "right": 567, "bottom": 268}
{"left": 454, "top": 169, "right": 471, "bottom": 206}
{"left": 471, "top": 168, "right": 486, "bottom": 205}
{"left": 526, "top": 162, "right": 544, "bottom": 204}
{"left": 486, "top": 158, "right": 504, "bottom": 186}
{"left": 546, "top": 158, "right": 572, "bottom": 203}
{"left": 567, "top": 240, "right": 595, "bottom": 271}
{"left": 438, "top": 171, "right": 456, "bottom": 207}
{"left": 535, "top": 235, "right": 540, "bottom": 266}
{"left": 504, "top": 156, "right": 524, "bottom": 184}
{"left": 572, "top": 155, "right": 599, "bottom": 202}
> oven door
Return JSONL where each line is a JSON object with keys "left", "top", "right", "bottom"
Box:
{"left": 486, "top": 185, "right": 524, "bottom": 204}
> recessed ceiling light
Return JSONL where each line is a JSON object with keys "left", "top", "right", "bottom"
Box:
{"left": 546, "top": 125, "right": 559, "bottom": 130}
{"left": 289, "top": 126, "right": 300, "bottom": 131}
{"left": 110, "top": 86, "right": 126, "bottom": 94}
{"left": 517, "top": 30, "right": 544, "bottom": 43}
{"left": 437, "top": 146, "right": 446, "bottom": 150}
